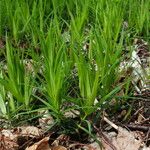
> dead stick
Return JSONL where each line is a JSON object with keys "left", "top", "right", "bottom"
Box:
{"left": 103, "top": 116, "right": 118, "bottom": 130}
{"left": 93, "top": 125, "right": 117, "bottom": 150}
{"left": 126, "top": 124, "right": 150, "bottom": 131}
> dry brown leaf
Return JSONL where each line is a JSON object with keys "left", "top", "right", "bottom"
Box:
{"left": 51, "top": 134, "right": 69, "bottom": 147}
{"left": 112, "top": 127, "right": 142, "bottom": 150}
{"left": 25, "top": 137, "right": 51, "bottom": 150}
{"left": 1, "top": 129, "right": 17, "bottom": 140}
{"left": 38, "top": 110, "right": 54, "bottom": 130}
{"left": 0, "top": 134, "right": 18, "bottom": 150}
{"left": 20, "top": 126, "right": 42, "bottom": 137}
{"left": 51, "top": 145, "right": 67, "bottom": 150}
{"left": 85, "top": 143, "right": 101, "bottom": 150}
{"left": 137, "top": 113, "right": 145, "bottom": 123}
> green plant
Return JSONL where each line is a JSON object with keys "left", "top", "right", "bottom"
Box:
{"left": 39, "top": 22, "right": 70, "bottom": 119}
{"left": 127, "top": 0, "right": 150, "bottom": 36}
{"left": 0, "top": 38, "right": 35, "bottom": 116}
{"left": 0, "top": 70, "right": 7, "bottom": 118}
{"left": 0, "top": 0, "right": 149, "bottom": 128}
{"left": 66, "top": 0, "right": 127, "bottom": 117}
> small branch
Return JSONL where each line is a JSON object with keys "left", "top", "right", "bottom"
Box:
{"left": 103, "top": 116, "right": 118, "bottom": 130}
{"left": 93, "top": 125, "right": 117, "bottom": 150}
{"left": 125, "top": 124, "right": 150, "bottom": 132}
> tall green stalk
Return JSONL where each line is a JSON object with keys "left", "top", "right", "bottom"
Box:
{"left": 0, "top": 39, "right": 35, "bottom": 113}
{"left": 39, "top": 23, "right": 69, "bottom": 118}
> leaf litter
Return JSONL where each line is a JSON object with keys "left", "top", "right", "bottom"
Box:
{"left": 0, "top": 115, "right": 149, "bottom": 150}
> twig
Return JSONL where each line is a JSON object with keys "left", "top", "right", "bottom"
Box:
{"left": 140, "top": 118, "right": 150, "bottom": 124}
{"left": 95, "top": 116, "right": 118, "bottom": 150}
{"left": 103, "top": 116, "right": 118, "bottom": 130}
{"left": 144, "top": 128, "right": 150, "bottom": 144}
{"left": 125, "top": 124, "right": 150, "bottom": 132}
{"left": 93, "top": 125, "right": 117, "bottom": 150}
{"left": 127, "top": 106, "right": 144, "bottom": 123}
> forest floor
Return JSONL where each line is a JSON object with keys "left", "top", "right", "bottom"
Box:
{"left": 0, "top": 38, "right": 150, "bottom": 150}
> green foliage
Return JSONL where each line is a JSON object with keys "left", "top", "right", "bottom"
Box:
{"left": 0, "top": 0, "right": 149, "bottom": 123}
{"left": 39, "top": 22, "right": 70, "bottom": 118}
{"left": 0, "top": 70, "right": 7, "bottom": 118}
{"left": 0, "top": 39, "right": 35, "bottom": 117}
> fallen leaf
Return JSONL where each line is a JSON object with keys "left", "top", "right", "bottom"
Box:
{"left": 0, "top": 134, "right": 18, "bottom": 150}
{"left": 25, "top": 137, "right": 51, "bottom": 150}
{"left": 38, "top": 110, "right": 54, "bottom": 130}
{"left": 52, "top": 134, "right": 69, "bottom": 147}
{"left": 2, "top": 129, "right": 17, "bottom": 140}
{"left": 21, "top": 126, "right": 42, "bottom": 137}
{"left": 112, "top": 127, "right": 142, "bottom": 150}
{"left": 52, "top": 145, "right": 67, "bottom": 150}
